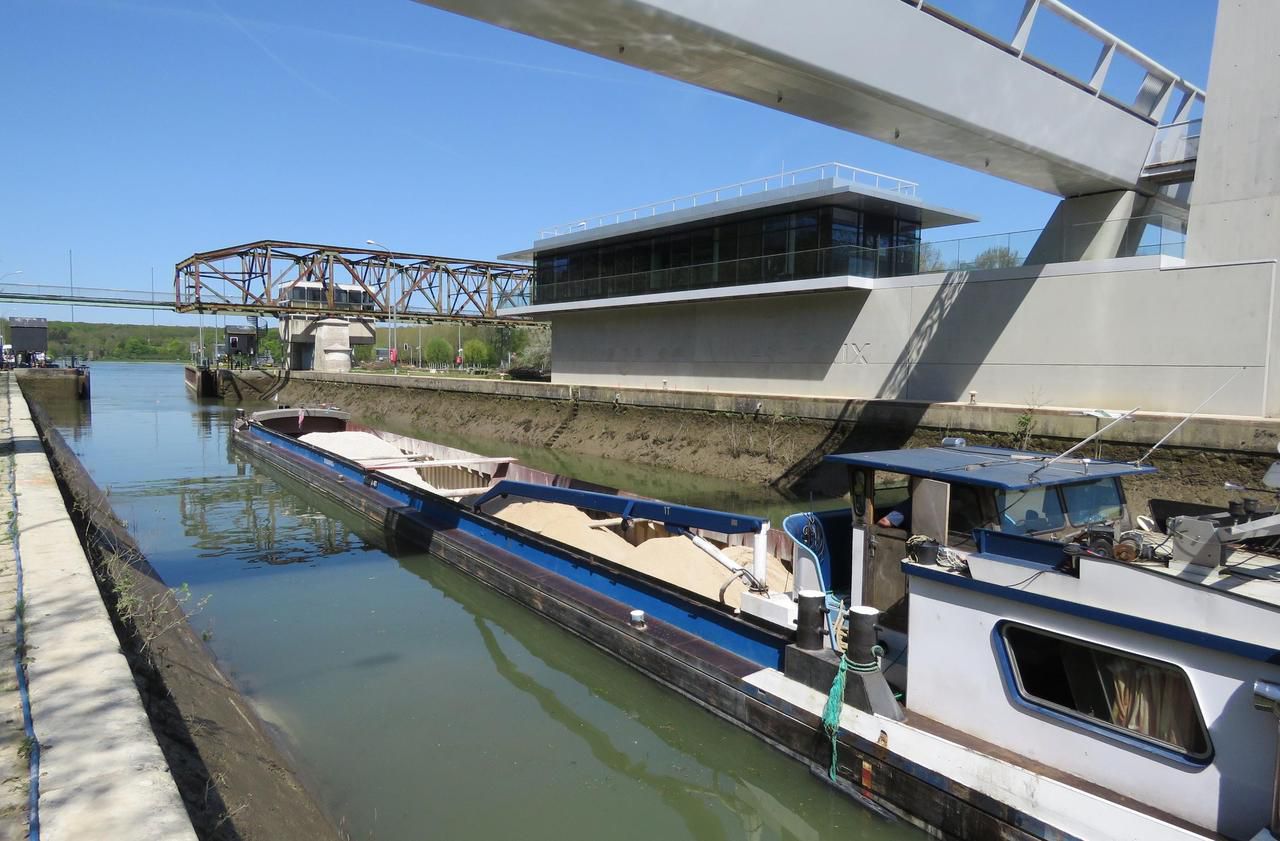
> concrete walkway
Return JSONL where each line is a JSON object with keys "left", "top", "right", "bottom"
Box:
{"left": 4, "top": 373, "right": 196, "bottom": 841}
{"left": 0, "top": 386, "right": 29, "bottom": 839}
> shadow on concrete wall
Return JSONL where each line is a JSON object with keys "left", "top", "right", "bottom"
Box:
{"left": 772, "top": 268, "right": 1037, "bottom": 497}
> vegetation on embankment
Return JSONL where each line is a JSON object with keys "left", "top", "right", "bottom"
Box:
{"left": 2, "top": 319, "right": 210, "bottom": 361}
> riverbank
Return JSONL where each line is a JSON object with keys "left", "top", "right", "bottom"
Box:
{"left": 276, "top": 370, "right": 1276, "bottom": 513}
{"left": 21, "top": 385, "right": 343, "bottom": 841}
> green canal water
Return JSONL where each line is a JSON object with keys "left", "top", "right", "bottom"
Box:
{"left": 43, "top": 362, "right": 920, "bottom": 841}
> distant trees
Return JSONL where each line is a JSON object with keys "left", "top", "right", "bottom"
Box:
{"left": 424, "top": 337, "right": 453, "bottom": 366}
{"left": 462, "top": 338, "right": 494, "bottom": 367}
{"left": 972, "top": 245, "right": 1021, "bottom": 269}
{"left": 919, "top": 243, "right": 949, "bottom": 272}
{"left": 513, "top": 330, "right": 550, "bottom": 371}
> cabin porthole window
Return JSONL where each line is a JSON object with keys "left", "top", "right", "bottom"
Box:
{"left": 998, "top": 623, "right": 1212, "bottom": 762}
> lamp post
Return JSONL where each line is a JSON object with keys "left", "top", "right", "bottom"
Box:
{"left": 365, "top": 240, "right": 397, "bottom": 373}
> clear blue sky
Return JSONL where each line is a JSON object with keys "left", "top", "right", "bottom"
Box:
{"left": 2, "top": 0, "right": 1217, "bottom": 325}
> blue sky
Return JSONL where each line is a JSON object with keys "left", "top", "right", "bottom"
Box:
{"left": 2, "top": 0, "right": 1217, "bottom": 325}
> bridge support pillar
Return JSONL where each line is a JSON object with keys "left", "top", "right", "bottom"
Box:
{"left": 1186, "top": 0, "right": 1280, "bottom": 264}
{"left": 311, "top": 319, "right": 353, "bottom": 374}
{"left": 1025, "top": 190, "right": 1158, "bottom": 265}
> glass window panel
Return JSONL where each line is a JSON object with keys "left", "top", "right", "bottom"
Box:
{"left": 738, "top": 221, "right": 762, "bottom": 259}
{"left": 1002, "top": 624, "right": 1211, "bottom": 759}
{"left": 763, "top": 215, "right": 789, "bottom": 256}
{"left": 794, "top": 210, "right": 819, "bottom": 253}
{"left": 995, "top": 486, "right": 1066, "bottom": 535}
{"left": 669, "top": 233, "right": 691, "bottom": 268}
{"left": 691, "top": 228, "right": 715, "bottom": 266}
{"left": 1061, "top": 479, "right": 1124, "bottom": 526}
{"left": 717, "top": 225, "right": 738, "bottom": 262}
{"left": 580, "top": 249, "right": 599, "bottom": 281}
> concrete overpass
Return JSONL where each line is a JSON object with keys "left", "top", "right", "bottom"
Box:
{"left": 415, "top": 0, "right": 1203, "bottom": 198}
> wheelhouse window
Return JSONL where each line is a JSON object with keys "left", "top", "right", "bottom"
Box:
{"left": 1001, "top": 624, "right": 1211, "bottom": 760}
{"left": 996, "top": 486, "right": 1066, "bottom": 535}
{"left": 1061, "top": 478, "right": 1123, "bottom": 526}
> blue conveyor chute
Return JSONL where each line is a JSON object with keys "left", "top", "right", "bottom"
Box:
{"left": 473, "top": 480, "right": 768, "bottom": 534}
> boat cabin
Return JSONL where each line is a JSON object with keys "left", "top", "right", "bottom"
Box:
{"left": 784, "top": 440, "right": 1280, "bottom": 838}
{"left": 807, "top": 441, "right": 1154, "bottom": 630}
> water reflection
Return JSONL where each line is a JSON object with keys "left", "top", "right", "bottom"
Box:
{"left": 175, "top": 472, "right": 363, "bottom": 565}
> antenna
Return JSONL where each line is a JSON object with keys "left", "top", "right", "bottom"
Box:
{"left": 1136, "top": 366, "right": 1247, "bottom": 465}
{"left": 1027, "top": 407, "right": 1140, "bottom": 481}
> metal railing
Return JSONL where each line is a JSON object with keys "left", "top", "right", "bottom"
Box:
{"left": 0, "top": 282, "right": 172, "bottom": 308}
{"left": 908, "top": 0, "right": 1205, "bottom": 126}
{"left": 537, "top": 162, "right": 919, "bottom": 240}
{"left": 525, "top": 244, "right": 882, "bottom": 306}
{"left": 906, "top": 214, "right": 1186, "bottom": 272}
{"left": 516, "top": 215, "right": 1188, "bottom": 307}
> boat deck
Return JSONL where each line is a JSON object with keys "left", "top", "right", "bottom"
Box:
{"left": 1145, "top": 551, "right": 1280, "bottom": 608}
{"left": 297, "top": 428, "right": 794, "bottom": 611}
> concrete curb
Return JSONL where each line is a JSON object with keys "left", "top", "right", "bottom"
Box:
{"left": 8, "top": 379, "right": 197, "bottom": 841}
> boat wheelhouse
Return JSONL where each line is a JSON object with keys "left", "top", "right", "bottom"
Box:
{"left": 784, "top": 440, "right": 1280, "bottom": 839}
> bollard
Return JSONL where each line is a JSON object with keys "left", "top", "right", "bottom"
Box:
{"left": 847, "top": 605, "right": 880, "bottom": 667}
{"left": 796, "top": 591, "right": 825, "bottom": 651}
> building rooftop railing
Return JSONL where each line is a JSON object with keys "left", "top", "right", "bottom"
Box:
{"left": 537, "top": 162, "right": 920, "bottom": 240}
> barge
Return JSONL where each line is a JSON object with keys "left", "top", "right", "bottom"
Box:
{"left": 233, "top": 407, "right": 1280, "bottom": 841}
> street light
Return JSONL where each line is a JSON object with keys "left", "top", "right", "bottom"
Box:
{"left": 365, "top": 240, "right": 398, "bottom": 373}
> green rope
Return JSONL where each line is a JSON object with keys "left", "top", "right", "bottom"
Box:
{"left": 821, "top": 652, "right": 850, "bottom": 781}
{"left": 821, "top": 648, "right": 882, "bottom": 782}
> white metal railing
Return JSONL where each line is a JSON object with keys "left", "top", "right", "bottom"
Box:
{"left": 536, "top": 162, "right": 919, "bottom": 240}
{"left": 909, "top": 0, "right": 1205, "bottom": 125}
{"left": 0, "top": 281, "right": 171, "bottom": 307}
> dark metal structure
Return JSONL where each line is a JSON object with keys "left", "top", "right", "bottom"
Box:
{"left": 10, "top": 317, "right": 49, "bottom": 359}
{"left": 174, "top": 240, "right": 534, "bottom": 324}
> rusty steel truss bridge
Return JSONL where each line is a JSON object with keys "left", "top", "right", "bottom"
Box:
{"left": 0, "top": 242, "right": 536, "bottom": 325}
{"left": 173, "top": 240, "right": 534, "bottom": 325}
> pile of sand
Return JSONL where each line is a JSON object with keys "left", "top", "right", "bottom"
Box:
{"left": 300, "top": 431, "right": 437, "bottom": 491}
{"left": 490, "top": 499, "right": 790, "bottom": 609}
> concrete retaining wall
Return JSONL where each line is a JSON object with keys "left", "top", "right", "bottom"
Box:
{"left": 286, "top": 369, "right": 1280, "bottom": 457}
{"left": 547, "top": 257, "right": 1280, "bottom": 417}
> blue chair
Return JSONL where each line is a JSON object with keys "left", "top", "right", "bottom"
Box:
{"left": 783, "top": 512, "right": 832, "bottom": 594}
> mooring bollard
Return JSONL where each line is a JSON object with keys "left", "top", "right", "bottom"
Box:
{"left": 846, "top": 605, "right": 881, "bottom": 668}
{"left": 796, "top": 590, "right": 825, "bottom": 651}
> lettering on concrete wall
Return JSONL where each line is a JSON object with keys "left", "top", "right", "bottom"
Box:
{"left": 840, "top": 342, "right": 870, "bottom": 365}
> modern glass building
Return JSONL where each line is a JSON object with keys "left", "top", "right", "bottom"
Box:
{"left": 505, "top": 164, "right": 977, "bottom": 311}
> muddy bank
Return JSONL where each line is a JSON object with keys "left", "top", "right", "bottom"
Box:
{"left": 27, "top": 400, "right": 343, "bottom": 841}
{"left": 279, "top": 377, "right": 1274, "bottom": 515}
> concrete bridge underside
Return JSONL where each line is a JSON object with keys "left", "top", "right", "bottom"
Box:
{"left": 417, "top": 0, "right": 1174, "bottom": 197}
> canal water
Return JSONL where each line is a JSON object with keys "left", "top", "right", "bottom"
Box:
{"left": 42, "top": 363, "right": 921, "bottom": 841}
